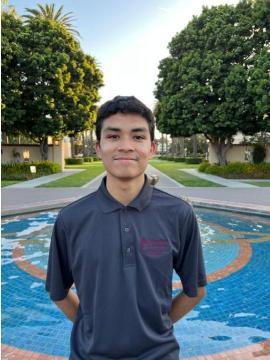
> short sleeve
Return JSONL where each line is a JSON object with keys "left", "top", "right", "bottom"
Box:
{"left": 174, "top": 206, "right": 207, "bottom": 297}
{"left": 45, "top": 212, "right": 73, "bottom": 301}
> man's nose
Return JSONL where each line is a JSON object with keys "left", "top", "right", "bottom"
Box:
{"left": 117, "top": 138, "right": 134, "bottom": 151}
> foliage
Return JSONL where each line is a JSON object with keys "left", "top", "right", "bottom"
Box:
{"left": 173, "top": 157, "right": 186, "bottom": 162}
{"left": 158, "top": 156, "right": 203, "bottom": 163}
{"left": 252, "top": 143, "right": 266, "bottom": 163}
{"left": 83, "top": 157, "right": 94, "bottom": 162}
{"left": 1, "top": 10, "right": 25, "bottom": 134}
{"left": 198, "top": 160, "right": 209, "bottom": 172}
{"left": 198, "top": 161, "right": 270, "bottom": 178}
{"left": 84, "top": 156, "right": 99, "bottom": 162}
{"left": 242, "top": 131, "right": 270, "bottom": 145}
{"left": 65, "top": 158, "right": 84, "bottom": 165}
{"left": 154, "top": 0, "right": 270, "bottom": 165}
{"left": 24, "top": 3, "right": 80, "bottom": 37}
{"left": 20, "top": 17, "right": 103, "bottom": 146}
{"left": 1, "top": 5, "right": 103, "bottom": 160}
{"left": 2, "top": 161, "right": 61, "bottom": 180}
{"left": 185, "top": 157, "right": 204, "bottom": 164}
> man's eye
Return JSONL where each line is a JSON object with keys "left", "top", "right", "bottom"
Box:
{"left": 107, "top": 135, "right": 119, "bottom": 139}
{"left": 134, "top": 136, "right": 145, "bottom": 140}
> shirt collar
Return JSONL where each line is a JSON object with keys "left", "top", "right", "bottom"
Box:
{"left": 96, "top": 174, "right": 153, "bottom": 213}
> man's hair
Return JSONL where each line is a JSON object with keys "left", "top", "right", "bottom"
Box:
{"left": 95, "top": 96, "right": 155, "bottom": 142}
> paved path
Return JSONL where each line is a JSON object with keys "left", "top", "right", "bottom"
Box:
{"left": 180, "top": 168, "right": 258, "bottom": 188}
{"left": 5, "top": 169, "right": 84, "bottom": 188}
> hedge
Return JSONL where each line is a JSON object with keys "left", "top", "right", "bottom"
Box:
{"left": 1, "top": 161, "right": 61, "bottom": 180}
{"left": 65, "top": 158, "right": 84, "bottom": 165}
{"left": 83, "top": 157, "right": 94, "bottom": 162}
{"left": 185, "top": 157, "right": 204, "bottom": 164}
{"left": 158, "top": 156, "right": 203, "bottom": 163}
{"left": 174, "top": 157, "right": 186, "bottom": 162}
{"left": 84, "top": 156, "right": 100, "bottom": 162}
{"left": 198, "top": 161, "right": 270, "bottom": 179}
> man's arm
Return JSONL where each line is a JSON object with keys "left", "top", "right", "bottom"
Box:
{"left": 54, "top": 289, "right": 80, "bottom": 323}
{"left": 169, "top": 286, "right": 206, "bottom": 323}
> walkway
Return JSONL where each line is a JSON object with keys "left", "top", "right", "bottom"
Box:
{"left": 5, "top": 169, "right": 84, "bottom": 188}
{"left": 181, "top": 168, "right": 258, "bottom": 188}
{"left": 2, "top": 165, "right": 270, "bottom": 216}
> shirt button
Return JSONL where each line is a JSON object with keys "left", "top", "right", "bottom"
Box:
{"left": 123, "top": 227, "right": 130, "bottom": 232}
{"left": 126, "top": 247, "right": 133, "bottom": 254}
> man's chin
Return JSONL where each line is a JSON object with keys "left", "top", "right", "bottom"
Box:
{"left": 107, "top": 170, "right": 145, "bottom": 181}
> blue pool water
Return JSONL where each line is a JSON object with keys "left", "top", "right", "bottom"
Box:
{"left": 1, "top": 208, "right": 270, "bottom": 358}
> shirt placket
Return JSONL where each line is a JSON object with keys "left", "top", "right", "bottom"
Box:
{"left": 120, "top": 206, "right": 136, "bottom": 267}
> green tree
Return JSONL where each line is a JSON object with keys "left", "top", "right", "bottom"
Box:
{"left": 248, "top": 48, "right": 270, "bottom": 121}
{"left": 1, "top": 8, "right": 25, "bottom": 135}
{"left": 154, "top": 0, "right": 270, "bottom": 165}
{"left": 19, "top": 16, "right": 103, "bottom": 159}
{"left": 24, "top": 3, "right": 80, "bottom": 37}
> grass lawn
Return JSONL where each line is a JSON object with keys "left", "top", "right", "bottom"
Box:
{"left": 149, "top": 159, "right": 223, "bottom": 187}
{"left": 39, "top": 162, "right": 105, "bottom": 187}
{"left": 243, "top": 181, "right": 270, "bottom": 187}
{"left": 1, "top": 180, "right": 22, "bottom": 187}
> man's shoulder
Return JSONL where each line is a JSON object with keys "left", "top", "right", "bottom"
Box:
{"left": 59, "top": 190, "right": 98, "bottom": 220}
{"left": 151, "top": 186, "right": 193, "bottom": 213}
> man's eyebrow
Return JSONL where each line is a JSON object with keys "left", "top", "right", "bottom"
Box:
{"left": 103, "top": 127, "right": 148, "bottom": 133}
{"left": 131, "top": 128, "right": 148, "bottom": 133}
{"left": 103, "top": 127, "right": 121, "bottom": 132}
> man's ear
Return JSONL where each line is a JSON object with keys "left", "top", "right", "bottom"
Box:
{"left": 149, "top": 141, "right": 157, "bottom": 159}
{"left": 95, "top": 142, "right": 102, "bottom": 159}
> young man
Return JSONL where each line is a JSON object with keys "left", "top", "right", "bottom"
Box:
{"left": 46, "top": 96, "right": 207, "bottom": 360}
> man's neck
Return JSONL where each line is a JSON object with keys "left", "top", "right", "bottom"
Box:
{"left": 106, "top": 173, "right": 145, "bottom": 206}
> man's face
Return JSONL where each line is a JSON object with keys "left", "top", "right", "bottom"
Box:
{"left": 96, "top": 113, "right": 156, "bottom": 181}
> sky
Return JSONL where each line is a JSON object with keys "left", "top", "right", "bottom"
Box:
{"left": 8, "top": 0, "right": 239, "bottom": 112}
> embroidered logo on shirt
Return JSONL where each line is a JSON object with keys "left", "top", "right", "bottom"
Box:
{"left": 140, "top": 237, "right": 170, "bottom": 257}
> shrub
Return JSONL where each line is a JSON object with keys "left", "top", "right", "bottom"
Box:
{"left": 204, "top": 164, "right": 225, "bottom": 176}
{"left": 199, "top": 161, "right": 270, "bottom": 179}
{"left": 65, "top": 158, "right": 84, "bottom": 165}
{"left": 252, "top": 143, "right": 266, "bottom": 164}
{"left": 198, "top": 161, "right": 210, "bottom": 172}
{"left": 1, "top": 161, "right": 61, "bottom": 180}
{"left": 174, "top": 157, "right": 186, "bottom": 162}
{"left": 84, "top": 156, "right": 100, "bottom": 162}
{"left": 158, "top": 156, "right": 186, "bottom": 162}
{"left": 185, "top": 157, "right": 204, "bottom": 164}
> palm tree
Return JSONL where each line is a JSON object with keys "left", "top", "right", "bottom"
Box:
{"left": 24, "top": 3, "right": 80, "bottom": 37}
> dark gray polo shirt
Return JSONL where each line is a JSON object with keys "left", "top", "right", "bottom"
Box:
{"left": 46, "top": 175, "right": 207, "bottom": 360}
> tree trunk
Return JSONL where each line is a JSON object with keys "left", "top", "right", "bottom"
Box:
{"left": 90, "top": 130, "right": 94, "bottom": 156}
{"left": 82, "top": 132, "right": 86, "bottom": 156}
{"left": 40, "top": 137, "right": 48, "bottom": 161}
{"left": 70, "top": 136, "right": 75, "bottom": 158}
{"left": 210, "top": 137, "right": 232, "bottom": 165}
{"left": 179, "top": 137, "right": 185, "bottom": 156}
{"left": 192, "top": 134, "right": 198, "bottom": 156}
{"left": 171, "top": 137, "right": 177, "bottom": 156}
{"left": 176, "top": 137, "right": 180, "bottom": 155}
